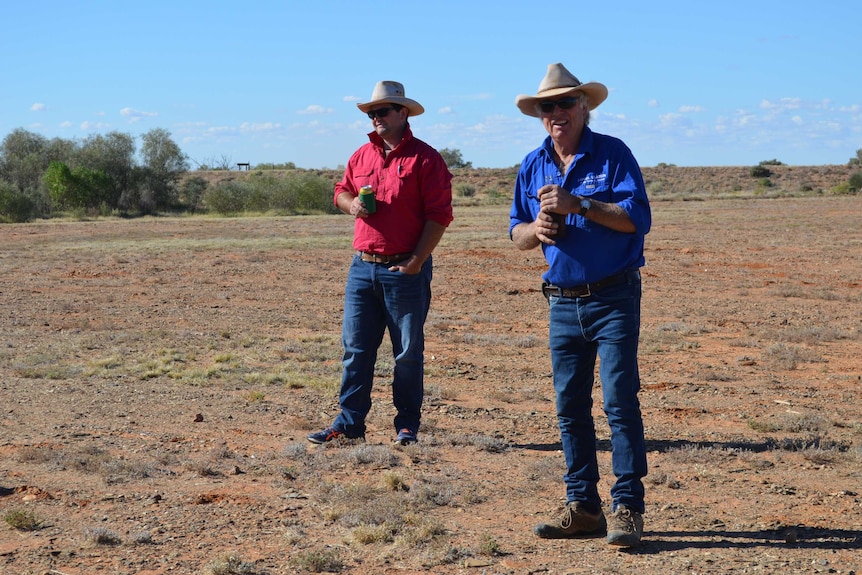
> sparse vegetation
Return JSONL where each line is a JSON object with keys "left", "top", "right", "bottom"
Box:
{"left": 83, "top": 526, "right": 122, "bottom": 545}
{"left": 2, "top": 198, "right": 861, "bottom": 574}
{"left": 289, "top": 548, "right": 344, "bottom": 573}
{"left": 3, "top": 509, "right": 43, "bottom": 531}
{"left": 205, "top": 553, "right": 259, "bottom": 575}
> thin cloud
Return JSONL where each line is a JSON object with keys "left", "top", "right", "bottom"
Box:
{"left": 30, "top": 103, "right": 47, "bottom": 112}
{"left": 298, "top": 105, "right": 333, "bottom": 115}
{"left": 679, "top": 105, "right": 704, "bottom": 113}
{"left": 80, "top": 121, "right": 111, "bottom": 131}
{"left": 239, "top": 122, "right": 282, "bottom": 133}
{"left": 648, "top": 99, "right": 659, "bottom": 108}
{"left": 120, "top": 107, "right": 158, "bottom": 123}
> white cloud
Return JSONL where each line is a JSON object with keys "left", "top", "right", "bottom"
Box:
{"left": 438, "top": 106, "right": 454, "bottom": 115}
{"left": 239, "top": 122, "right": 282, "bottom": 133}
{"left": 30, "top": 102, "right": 47, "bottom": 112}
{"left": 298, "top": 105, "right": 333, "bottom": 115}
{"left": 120, "top": 107, "right": 158, "bottom": 123}
{"left": 59, "top": 121, "right": 72, "bottom": 128}
{"left": 759, "top": 98, "right": 801, "bottom": 111}
{"left": 679, "top": 105, "right": 704, "bottom": 113}
{"left": 343, "top": 95, "right": 360, "bottom": 103}
{"left": 648, "top": 99, "right": 659, "bottom": 108}
{"left": 80, "top": 121, "right": 110, "bottom": 131}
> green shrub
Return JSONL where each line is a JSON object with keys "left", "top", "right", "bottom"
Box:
{"left": 847, "top": 171, "right": 862, "bottom": 193}
{"left": 3, "top": 509, "right": 42, "bottom": 531}
{"left": 180, "top": 176, "right": 208, "bottom": 212}
{"left": 749, "top": 165, "right": 772, "bottom": 178}
{"left": 0, "top": 181, "right": 37, "bottom": 223}
{"left": 204, "top": 180, "right": 252, "bottom": 215}
{"left": 455, "top": 183, "right": 476, "bottom": 197}
{"left": 203, "top": 172, "right": 336, "bottom": 216}
{"left": 269, "top": 172, "right": 335, "bottom": 215}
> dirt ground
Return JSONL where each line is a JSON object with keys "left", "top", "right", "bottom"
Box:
{"left": 1, "top": 194, "right": 861, "bottom": 575}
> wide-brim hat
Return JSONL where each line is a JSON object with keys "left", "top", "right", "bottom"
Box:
{"left": 515, "top": 63, "right": 608, "bottom": 118}
{"left": 357, "top": 80, "right": 424, "bottom": 116}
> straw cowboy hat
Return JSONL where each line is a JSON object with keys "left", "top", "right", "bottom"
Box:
{"left": 515, "top": 63, "right": 608, "bottom": 117}
{"left": 357, "top": 81, "right": 424, "bottom": 116}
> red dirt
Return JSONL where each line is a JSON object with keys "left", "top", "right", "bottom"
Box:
{"left": 1, "top": 194, "right": 861, "bottom": 575}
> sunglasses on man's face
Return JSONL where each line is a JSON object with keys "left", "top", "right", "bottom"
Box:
{"left": 367, "top": 107, "right": 397, "bottom": 120}
{"left": 539, "top": 97, "right": 580, "bottom": 114}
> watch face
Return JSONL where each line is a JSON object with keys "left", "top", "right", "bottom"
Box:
{"left": 581, "top": 199, "right": 591, "bottom": 210}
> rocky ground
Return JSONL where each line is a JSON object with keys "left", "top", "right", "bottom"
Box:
{"left": 1, "top": 189, "right": 860, "bottom": 574}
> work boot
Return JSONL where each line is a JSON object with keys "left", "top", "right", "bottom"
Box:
{"left": 534, "top": 501, "right": 607, "bottom": 539}
{"left": 606, "top": 505, "right": 644, "bottom": 547}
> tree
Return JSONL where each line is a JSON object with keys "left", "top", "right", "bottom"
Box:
{"left": 139, "top": 128, "right": 189, "bottom": 212}
{"left": 849, "top": 149, "right": 862, "bottom": 166}
{"left": 45, "top": 161, "right": 111, "bottom": 210}
{"left": 0, "top": 129, "right": 50, "bottom": 193}
{"left": 76, "top": 132, "right": 136, "bottom": 210}
{"left": 439, "top": 148, "right": 473, "bottom": 169}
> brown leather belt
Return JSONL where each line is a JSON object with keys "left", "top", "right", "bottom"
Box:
{"left": 357, "top": 251, "right": 412, "bottom": 264}
{"left": 542, "top": 270, "right": 639, "bottom": 299}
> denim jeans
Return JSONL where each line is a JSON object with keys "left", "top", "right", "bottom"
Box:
{"left": 332, "top": 255, "right": 432, "bottom": 437}
{"left": 547, "top": 270, "right": 647, "bottom": 514}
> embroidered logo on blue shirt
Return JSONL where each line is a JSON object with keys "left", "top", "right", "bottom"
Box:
{"left": 577, "top": 173, "right": 607, "bottom": 191}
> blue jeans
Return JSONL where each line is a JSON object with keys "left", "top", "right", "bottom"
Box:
{"left": 332, "top": 255, "right": 432, "bottom": 437}
{"left": 547, "top": 270, "right": 647, "bottom": 514}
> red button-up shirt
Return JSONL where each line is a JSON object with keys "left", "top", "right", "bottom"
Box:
{"left": 334, "top": 125, "right": 453, "bottom": 254}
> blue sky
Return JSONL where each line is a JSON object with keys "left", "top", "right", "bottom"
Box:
{"left": 3, "top": 1, "right": 859, "bottom": 169}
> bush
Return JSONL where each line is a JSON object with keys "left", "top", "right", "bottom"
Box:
{"left": 0, "top": 181, "right": 36, "bottom": 223}
{"left": 847, "top": 171, "right": 862, "bottom": 194}
{"left": 204, "top": 180, "right": 252, "bottom": 215}
{"left": 203, "top": 172, "right": 336, "bottom": 216}
{"left": 293, "top": 174, "right": 334, "bottom": 213}
{"left": 180, "top": 176, "right": 208, "bottom": 212}
{"left": 455, "top": 183, "right": 476, "bottom": 197}
{"left": 749, "top": 165, "right": 772, "bottom": 178}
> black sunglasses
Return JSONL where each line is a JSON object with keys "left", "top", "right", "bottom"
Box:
{"left": 367, "top": 106, "right": 399, "bottom": 120}
{"left": 538, "top": 97, "right": 580, "bottom": 114}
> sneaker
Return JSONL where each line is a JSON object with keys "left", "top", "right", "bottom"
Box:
{"left": 534, "top": 501, "right": 607, "bottom": 539}
{"left": 306, "top": 427, "right": 344, "bottom": 444}
{"left": 606, "top": 505, "right": 644, "bottom": 547}
{"left": 395, "top": 428, "right": 417, "bottom": 445}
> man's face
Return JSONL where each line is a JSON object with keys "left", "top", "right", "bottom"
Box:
{"left": 539, "top": 96, "right": 585, "bottom": 144}
{"left": 367, "top": 105, "right": 406, "bottom": 138}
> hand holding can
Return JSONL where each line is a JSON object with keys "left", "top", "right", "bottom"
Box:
{"left": 359, "top": 186, "right": 376, "bottom": 214}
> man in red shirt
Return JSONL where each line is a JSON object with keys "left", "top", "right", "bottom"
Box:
{"left": 307, "top": 80, "right": 453, "bottom": 446}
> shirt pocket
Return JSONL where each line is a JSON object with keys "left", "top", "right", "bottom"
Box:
{"left": 353, "top": 169, "right": 377, "bottom": 194}
{"left": 394, "top": 158, "right": 418, "bottom": 187}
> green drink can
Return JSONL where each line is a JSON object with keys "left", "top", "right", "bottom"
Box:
{"left": 359, "top": 185, "right": 376, "bottom": 214}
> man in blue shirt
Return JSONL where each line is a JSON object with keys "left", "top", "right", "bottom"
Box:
{"left": 509, "top": 62, "right": 651, "bottom": 548}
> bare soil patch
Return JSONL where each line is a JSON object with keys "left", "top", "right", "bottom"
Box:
{"left": 1, "top": 194, "right": 861, "bottom": 574}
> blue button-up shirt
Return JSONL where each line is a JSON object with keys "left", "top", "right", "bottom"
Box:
{"left": 509, "top": 127, "right": 651, "bottom": 286}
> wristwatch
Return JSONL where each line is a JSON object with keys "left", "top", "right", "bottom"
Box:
{"left": 578, "top": 197, "right": 592, "bottom": 217}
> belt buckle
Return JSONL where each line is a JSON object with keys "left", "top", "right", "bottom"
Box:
{"left": 579, "top": 285, "right": 591, "bottom": 298}
{"left": 542, "top": 284, "right": 562, "bottom": 299}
